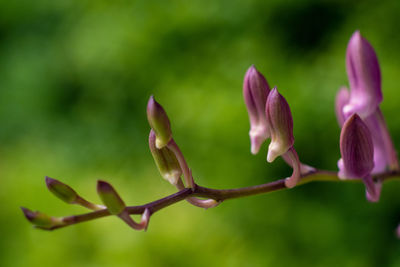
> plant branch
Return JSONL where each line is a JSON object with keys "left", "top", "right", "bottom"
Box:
{"left": 42, "top": 169, "right": 400, "bottom": 231}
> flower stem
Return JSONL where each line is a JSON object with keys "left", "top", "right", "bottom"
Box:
{"left": 40, "top": 169, "right": 400, "bottom": 231}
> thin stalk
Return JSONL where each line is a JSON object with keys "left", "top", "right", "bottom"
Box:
{"left": 167, "top": 139, "right": 195, "bottom": 188}
{"left": 39, "top": 170, "right": 400, "bottom": 231}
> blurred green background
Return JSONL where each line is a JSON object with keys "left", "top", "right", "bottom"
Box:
{"left": 1, "top": 0, "right": 400, "bottom": 266}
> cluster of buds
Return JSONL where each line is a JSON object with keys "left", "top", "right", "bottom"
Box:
{"left": 147, "top": 96, "right": 219, "bottom": 208}
{"left": 243, "top": 66, "right": 310, "bottom": 188}
{"left": 335, "top": 31, "right": 399, "bottom": 202}
{"left": 243, "top": 31, "right": 399, "bottom": 202}
{"left": 21, "top": 95, "right": 222, "bottom": 231}
{"left": 22, "top": 177, "right": 150, "bottom": 230}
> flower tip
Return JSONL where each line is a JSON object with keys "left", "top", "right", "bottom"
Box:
{"left": 45, "top": 176, "right": 60, "bottom": 189}
{"left": 45, "top": 176, "right": 60, "bottom": 192}
{"left": 250, "top": 142, "right": 260, "bottom": 155}
{"left": 97, "top": 180, "right": 113, "bottom": 193}
{"left": 21, "top": 207, "right": 35, "bottom": 222}
{"left": 21, "top": 207, "right": 59, "bottom": 228}
{"left": 146, "top": 95, "right": 156, "bottom": 114}
{"left": 351, "top": 30, "right": 361, "bottom": 40}
{"left": 348, "top": 113, "right": 359, "bottom": 123}
{"left": 146, "top": 95, "right": 157, "bottom": 116}
{"left": 243, "top": 65, "right": 270, "bottom": 94}
{"left": 45, "top": 176, "right": 53, "bottom": 186}
{"left": 245, "top": 64, "right": 259, "bottom": 78}
{"left": 146, "top": 96, "right": 172, "bottom": 149}
{"left": 245, "top": 64, "right": 258, "bottom": 75}
{"left": 247, "top": 64, "right": 256, "bottom": 71}
{"left": 348, "top": 31, "right": 363, "bottom": 50}
{"left": 250, "top": 128, "right": 268, "bottom": 155}
{"left": 266, "top": 147, "right": 278, "bottom": 163}
{"left": 250, "top": 146, "right": 258, "bottom": 155}
{"left": 267, "top": 87, "right": 285, "bottom": 108}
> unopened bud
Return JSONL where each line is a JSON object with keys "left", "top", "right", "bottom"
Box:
{"left": 149, "top": 130, "right": 182, "bottom": 185}
{"left": 344, "top": 30, "right": 382, "bottom": 119}
{"left": 21, "top": 207, "right": 62, "bottom": 229}
{"left": 97, "top": 180, "right": 126, "bottom": 215}
{"left": 45, "top": 177, "right": 78, "bottom": 204}
{"left": 147, "top": 96, "right": 172, "bottom": 149}
{"left": 339, "top": 114, "right": 374, "bottom": 179}
{"left": 243, "top": 65, "right": 271, "bottom": 154}
{"left": 265, "top": 88, "right": 294, "bottom": 162}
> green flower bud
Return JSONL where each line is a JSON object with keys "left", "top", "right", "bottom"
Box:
{"left": 21, "top": 207, "right": 62, "bottom": 229}
{"left": 149, "top": 130, "right": 182, "bottom": 185}
{"left": 97, "top": 180, "right": 126, "bottom": 215}
{"left": 45, "top": 177, "right": 78, "bottom": 204}
{"left": 147, "top": 96, "right": 172, "bottom": 148}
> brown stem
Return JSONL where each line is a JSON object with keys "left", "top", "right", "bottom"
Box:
{"left": 42, "top": 170, "right": 400, "bottom": 231}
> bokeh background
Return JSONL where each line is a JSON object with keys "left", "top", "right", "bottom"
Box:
{"left": 1, "top": 0, "right": 400, "bottom": 266}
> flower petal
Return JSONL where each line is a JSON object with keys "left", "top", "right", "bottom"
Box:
{"left": 344, "top": 31, "right": 382, "bottom": 119}
{"left": 339, "top": 114, "right": 374, "bottom": 178}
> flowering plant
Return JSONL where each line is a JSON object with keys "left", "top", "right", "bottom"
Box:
{"left": 22, "top": 31, "right": 400, "bottom": 237}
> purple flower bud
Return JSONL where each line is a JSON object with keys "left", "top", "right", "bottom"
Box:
{"left": 147, "top": 96, "right": 172, "bottom": 149}
{"left": 149, "top": 130, "right": 182, "bottom": 185}
{"left": 339, "top": 114, "right": 374, "bottom": 179}
{"left": 97, "top": 180, "right": 126, "bottom": 215}
{"left": 243, "top": 65, "right": 271, "bottom": 154}
{"left": 335, "top": 86, "right": 350, "bottom": 127}
{"left": 265, "top": 87, "right": 294, "bottom": 163}
{"left": 21, "top": 207, "right": 62, "bottom": 229}
{"left": 338, "top": 114, "right": 382, "bottom": 201}
{"left": 46, "top": 177, "right": 78, "bottom": 204}
{"left": 344, "top": 31, "right": 382, "bottom": 119}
